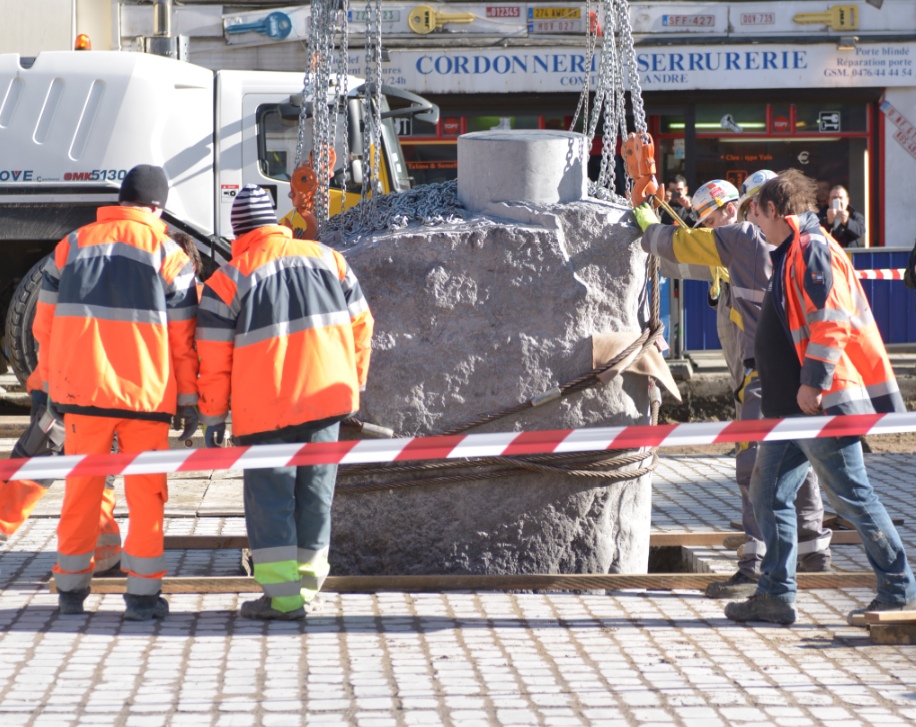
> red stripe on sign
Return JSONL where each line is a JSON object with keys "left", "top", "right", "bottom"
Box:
{"left": 179, "top": 447, "right": 248, "bottom": 472}
{"left": 818, "top": 413, "right": 884, "bottom": 438}
{"left": 714, "top": 418, "right": 779, "bottom": 442}
{"left": 68, "top": 451, "right": 135, "bottom": 478}
{"left": 395, "top": 435, "right": 466, "bottom": 461}
{"left": 502, "top": 430, "right": 573, "bottom": 456}
{"left": 611, "top": 423, "right": 677, "bottom": 449}
{"left": 289, "top": 440, "right": 360, "bottom": 466}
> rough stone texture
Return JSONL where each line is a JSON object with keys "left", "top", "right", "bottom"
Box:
{"left": 458, "top": 130, "right": 589, "bottom": 212}
{"left": 330, "top": 198, "right": 654, "bottom": 576}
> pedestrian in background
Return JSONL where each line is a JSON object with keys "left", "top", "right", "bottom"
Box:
{"left": 196, "top": 185, "right": 373, "bottom": 621}
{"left": 725, "top": 169, "right": 915, "bottom": 626}
{"left": 35, "top": 165, "right": 199, "bottom": 620}
{"left": 817, "top": 185, "right": 865, "bottom": 248}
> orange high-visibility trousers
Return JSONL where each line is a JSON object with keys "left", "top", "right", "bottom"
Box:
{"left": 1, "top": 479, "right": 122, "bottom": 570}
{"left": 0, "top": 479, "right": 48, "bottom": 538}
{"left": 53, "top": 414, "right": 169, "bottom": 595}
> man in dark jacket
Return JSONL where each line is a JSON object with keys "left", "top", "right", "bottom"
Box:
{"left": 817, "top": 185, "right": 865, "bottom": 248}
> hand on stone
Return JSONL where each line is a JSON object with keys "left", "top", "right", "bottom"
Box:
{"left": 633, "top": 201, "right": 661, "bottom": 232}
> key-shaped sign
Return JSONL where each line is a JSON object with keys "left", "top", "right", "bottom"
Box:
{"left": 226, "top": 10, "right": 293, "bottom": 39}
{"left": 407, "top": 4, "right": 476, "bottom": 34}
{"left": 792, "top": 4, "right": 858, "bottom": 31}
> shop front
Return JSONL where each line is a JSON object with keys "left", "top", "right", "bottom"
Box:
{"left": 383, "top": 40, "right": 916, "bottom": 349}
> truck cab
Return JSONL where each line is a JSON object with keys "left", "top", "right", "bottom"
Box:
{"left": 0, "top": 50, "right": 437, "bottom": 383}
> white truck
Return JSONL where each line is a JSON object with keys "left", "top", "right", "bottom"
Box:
{"left": 0, "top": 49, "right": 438, "bottom": 383}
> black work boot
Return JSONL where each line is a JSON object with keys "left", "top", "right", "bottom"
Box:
{"left": 58, "top": 588, "right": 91, "bottom": 615}
{"left": 725, "top": 594, "right": 797, "bottom": 625}
{"left": 847, "top": 597, "right": 916, "bottom": 627}
{"left": 123, "top": 593, "right": 169, "bottom": 621}
{"left": 705, "top": 571, "right": 758, "bottom": 599}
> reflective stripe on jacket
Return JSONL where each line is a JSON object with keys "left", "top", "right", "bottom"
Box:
{"left": 33, "top": 206, "right": 199, "bottom": 421}
{"left": 774, "top": 212, "right": 903, "bottom": 415}
{"left": 196, "top": 225, "right": 373, "bottom": 437}
{"left": 641, "top": 221, "right": 772, "bottom": 363}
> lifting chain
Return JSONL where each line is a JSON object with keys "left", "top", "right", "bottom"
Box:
{"left": 572, "top": 0, "right": 658, "bottom": 206}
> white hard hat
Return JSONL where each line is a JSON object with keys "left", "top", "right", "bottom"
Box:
{"left": 693, "top": 179, "right": 740, "bottom": 223}
{"left": 738, "top": 169, "right": 777, "bottom": 208}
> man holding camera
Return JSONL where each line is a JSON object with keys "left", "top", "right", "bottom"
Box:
{"left": 817, "top": 185, "right": 865, "bottom": 248}
{"left": 660, "top": 175, "right": 699, "bottom": 227}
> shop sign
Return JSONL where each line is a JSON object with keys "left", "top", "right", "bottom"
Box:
{"left": 344, "top": 41, "right": 915, "bottom": 94}
{"left": 739, "top": 13, "right": 775, "bottom": 26}
{"left": 662, "top": 15, "right": 715, "bottom": 28}
{"left": 818, "top": 111, "right": 841, "bottom": 132}
{"left": 442, "top": 117, "right": 461, "bottom": 135}
{"left": 485, "top": 6, "right": 520, "bottom": 18}
{"left": 527, "top": 6, "right": 586, "bottom": 34}
{"left": 773, "top": 116, "right": 790, "bottom": 132}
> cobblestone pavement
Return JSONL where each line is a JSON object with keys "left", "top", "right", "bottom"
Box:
{"left": 2, "top": 445, "right": 916, "bottom": 725}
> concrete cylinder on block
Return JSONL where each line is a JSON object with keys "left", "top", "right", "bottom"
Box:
{"left": 458, "top": 130, "right": 588, "bottom": 212}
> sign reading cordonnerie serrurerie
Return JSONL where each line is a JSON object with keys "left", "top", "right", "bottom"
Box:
{"left": 341, "top": 42, "right": 915, "bottom": 93}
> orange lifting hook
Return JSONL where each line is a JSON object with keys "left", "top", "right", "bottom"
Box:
{"left": 287, "top": 148, "right": 337, "bottom": 240}
{"left": 623, "top": 131, "right": 662, "bottom": 207}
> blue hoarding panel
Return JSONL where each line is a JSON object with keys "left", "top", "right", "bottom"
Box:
{"left": 681, "top": 250, "right": 916, "bottom": 350}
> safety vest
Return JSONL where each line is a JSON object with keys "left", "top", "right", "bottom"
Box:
{"left": 33, "top": 206, "right": 199, "bottom": 421}
{"left": 774, "top": 212, "right": 903, "bottom": 415}
{"left": 196, "top": 225, "right": 374, "bottom": 437}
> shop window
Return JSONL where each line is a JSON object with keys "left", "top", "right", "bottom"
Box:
{"left": 794, "top": 103, "right": 867, "bottom": 133}
{"left": 660, "top": 115, "right": 685, "bottom": 134}
{"left": 695, "top": 103, "right": 767, "bottom": 134}
{"left": 466, "top": 115, "right": 540, "bottom": 132}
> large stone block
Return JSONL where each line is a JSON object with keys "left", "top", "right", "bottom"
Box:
{"left": 329, "top": 198, "right": 656, "bottom": 576}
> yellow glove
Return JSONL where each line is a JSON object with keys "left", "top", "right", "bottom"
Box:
{"left": 633, "top": 201, "right": 661, "bottom": 232}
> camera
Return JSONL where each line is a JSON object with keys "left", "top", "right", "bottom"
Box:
{"left": 831, "top": 198, "right": 842, "bottom": 211}
{"left": 671, "top": 190, "right": 682, "bottom": 201}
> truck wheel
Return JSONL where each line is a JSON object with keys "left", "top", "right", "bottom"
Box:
{"left": 4, "top": 255, "right": 49, "bottom": 386}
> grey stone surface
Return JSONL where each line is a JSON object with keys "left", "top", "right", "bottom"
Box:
{"left": 331, "top": 198, "right": 655, "bottom": 576}
{"left": 458, "top": 130, "right": 588, "bottom": 212}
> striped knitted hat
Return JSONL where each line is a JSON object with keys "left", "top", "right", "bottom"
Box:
{"left": 230, "top": 184, "right": 277, "bottom": 236}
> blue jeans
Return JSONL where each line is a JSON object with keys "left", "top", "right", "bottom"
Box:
{"left": 750, "top": 435, "right": 916, "bottom": 605}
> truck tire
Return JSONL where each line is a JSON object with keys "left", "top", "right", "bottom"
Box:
{"left": 4, "top": 255, "right": 49, "bottom": 386}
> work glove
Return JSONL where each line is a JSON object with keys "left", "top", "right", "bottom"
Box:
{"left": 46, "top": 398, "right": 64, "bottom": 425}
{"left": 632, "top": 201, "right": 661, "bottom": 232}
{"left": 204, "top": 423, "right": 227, "bottom": 448}
{"left": 172, "top": 405, "right": 199, "bottom": 442}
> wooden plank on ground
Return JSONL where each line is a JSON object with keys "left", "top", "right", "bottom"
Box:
{"left": 161, "top": 530, "right": 863, "bottom": 551}
{"left": 869, "top": 624, "right": 916, "bottom": 645}
{"left": 50, "top": 571, "right": 878, "bottom": 595}
{"left": 163, "top": 535, "right": 249, "bottom": 550}
{"left": 864, "top": 610, "right": 916, "bottom": 625}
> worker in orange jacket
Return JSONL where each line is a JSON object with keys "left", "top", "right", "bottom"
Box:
{"left": 0, "top": 368, "right": 120, "bottom": 571}
{"left": 34, "top": 165, "right": 199, "bottom": 620}
{"left": 724, "top": 169, "right": 915, "bottom": 626}
{"left": 197, "top": 185, "right": 373, "bottom": 620}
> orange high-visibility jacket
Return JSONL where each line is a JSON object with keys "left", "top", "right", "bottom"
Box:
{"left": 772, "top": 212, "right": 904, "bottom": 415}
{"left": 196, "top": 225, "right": 373, "bottom": 437}
{"left": 33, "top": 206, "right": 199, "bottom": 421}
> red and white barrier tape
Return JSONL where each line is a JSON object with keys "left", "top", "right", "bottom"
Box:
{"left": 3, "top": 412, "right": 916, "bottom": 481}
{"left": 856, "top": 268, "right": 905, "bottom": 280}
